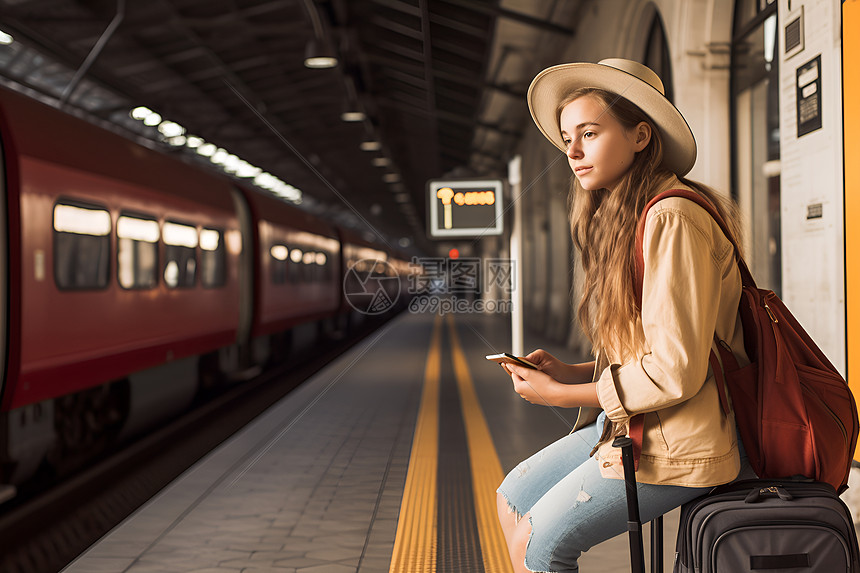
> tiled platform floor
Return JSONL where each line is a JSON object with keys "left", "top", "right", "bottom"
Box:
{"left": 63, "top": 313, "right": 428, "bottom": 573}
{"left": 62, "top": 310, "right": 860, "bottom": 573}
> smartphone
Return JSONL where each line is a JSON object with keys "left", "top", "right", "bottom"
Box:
{"left": 485, "top": 352, "right": 538, "bottom": 369}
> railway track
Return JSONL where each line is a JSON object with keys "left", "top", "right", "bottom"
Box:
{"left": 0, "top": 315, "right": 396, "bottom": 573}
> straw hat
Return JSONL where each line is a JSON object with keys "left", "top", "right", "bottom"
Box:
{"left": 527, "top": 58, "right": 697, "bottom": 176}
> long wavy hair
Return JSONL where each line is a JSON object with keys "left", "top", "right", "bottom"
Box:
{"left": 562, "top": 88, "right": 743, "bottom": 361}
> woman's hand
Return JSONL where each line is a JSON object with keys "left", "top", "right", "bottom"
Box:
{"left": 520, "top": 349, "right": 593, "bottom": 385}
{"left": 506, "top": 364, "right": 567, "bottom": 407}
{"left": 503, "top": 353, "right": 600, "bottom": 409}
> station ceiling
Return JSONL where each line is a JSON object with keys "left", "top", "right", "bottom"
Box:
{"left": 0, "top": 0, "right": 582, "bottom": 253}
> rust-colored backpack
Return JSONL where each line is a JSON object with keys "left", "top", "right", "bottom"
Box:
{"left": 632, "top": 189, "right": 859, "bottom": 493}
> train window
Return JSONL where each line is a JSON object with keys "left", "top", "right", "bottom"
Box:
{"left": 288, "top": 247, "right": 302, "bottom": 283}
{"left": 315, "top": 252, "right": 329, "bottom": 282}
{"left": 270, "top": 244, "right": 288, "bottom": 285}
{"left": 163, "top": 221, "right": 198, "bottom": 288}
{"left": 200, "top": 228, "right": 226, "bottom": 288}
{"left": 302, "top": 250, "right": 317, "bottom": 282}
{"left": 53, "top": 202, "right": 111, "bottom": 290}
{"left": 117, "top": 214, "right": 159, "bottom": 289}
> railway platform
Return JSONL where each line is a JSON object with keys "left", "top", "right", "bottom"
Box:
{"left": 61, "top": 309, "right": 859, "bottom": 573}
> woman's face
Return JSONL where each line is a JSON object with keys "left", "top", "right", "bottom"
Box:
{"left": 559, "top": 95, "right": 650, "bottom": 191}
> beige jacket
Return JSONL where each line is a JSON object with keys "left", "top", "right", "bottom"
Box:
{"left": 579, "top": 179, "right": 750, "bottom": 487}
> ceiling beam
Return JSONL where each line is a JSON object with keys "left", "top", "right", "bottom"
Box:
{"left": 437, "top": 0, "right": 575, "bottom": 36}
{"left": 369, "top": 0, "right": 422, "bottom": 18}
{"left": 369, "top": 14, "right": 423, "bottom": 40}
{"left": 371, "top": 38, "right": 426, "bottom": 62}
{"left": 418, "top": 0, "right": 440, "bottom": 176}
{"left": 383, "top": 67, "right": 429, "bottom": 90}
{"left": 476, "top": 121, "right": 522, "bottom": 138}
{"left": 428, "top": 12, "right": 489, "bottom": 37}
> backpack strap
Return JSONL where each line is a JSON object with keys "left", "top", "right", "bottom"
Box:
{"left": 629, "top": 189, "right": 743, "bottom": 466}
{"left": 634, "top": 189, "right": 755, "bottom": 304}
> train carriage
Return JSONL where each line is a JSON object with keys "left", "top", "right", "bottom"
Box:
{"left": 0, "top": 85, "right": 407, "bottom": 491}
{"left": 0, "top": 87, "right": 247, "bottom": 482}
{"left": 241, "top": 187, "right": 341, "bottom": 338}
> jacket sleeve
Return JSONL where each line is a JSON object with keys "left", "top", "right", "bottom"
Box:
{"left": 596, "top": 202, "right": 726, "bottom": 421}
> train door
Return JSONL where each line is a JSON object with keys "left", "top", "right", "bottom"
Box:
{"left": 230, "top": 185, "right": 254, "bottom": 351}
{"left": 0, "top": 130, "right": 7, "bottom": 403}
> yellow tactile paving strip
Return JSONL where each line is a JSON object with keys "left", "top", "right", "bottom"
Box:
{"left": 388, "top": 313, "right": 441, "bottom": 573}
{"left": 389, "top": 313, "right": 512, "bottom": 572}
{"left": 447, "top": 314, "right": 513, "bottom": 573}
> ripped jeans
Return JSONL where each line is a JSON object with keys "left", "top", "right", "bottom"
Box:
{"left": 497, "top": 412, "right": 751, "bottom": 572}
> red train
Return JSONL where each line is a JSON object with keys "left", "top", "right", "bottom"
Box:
{"left": 0, "top": 86, "right": 414, "bottom": 497}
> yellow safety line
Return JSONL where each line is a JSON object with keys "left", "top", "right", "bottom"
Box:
{"left": 844, "top": 0, "right": 860, "bottom": 461}
{"left": 447, "top": 314, "right": 514, "bottom": 573}
{"left": 388, "top": 313, "right": 442, "bottom": 573}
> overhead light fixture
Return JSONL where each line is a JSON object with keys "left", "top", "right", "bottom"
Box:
{"left": 383, "top": 173, "right": 401, "bottom": 183}
{"left": 300, "top": 0, "right": 338, "bottom": 69}
{"left": 340, "top": 101, "right": 366, "bottom": 122}
{"left": 360, "top": 139, "right": 382, "bottom": 152}
{"left": 0, "top": 31, "right": 13, "bottom": 45}
{"left": 340, "top": 76, "right": 365, "bottom": 121}
{"left": 371, "top": 157, "right": 391, "bottom": 167}
{"left": 341, "top": 110, "right": 365, "bottom": 122}
{"left": 304, "top": 37, "right": 338, "bottom": 69}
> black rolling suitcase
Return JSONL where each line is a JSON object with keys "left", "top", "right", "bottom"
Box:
{"left": 614, "top": 436, "right": 860, "bottom": 573}
{"left": 674, "top": 478, "right": 860, "bottom": 572}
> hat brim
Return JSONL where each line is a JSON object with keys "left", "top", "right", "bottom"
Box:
{"left": 527, "top": 62, "right": 697, "bottom": 176}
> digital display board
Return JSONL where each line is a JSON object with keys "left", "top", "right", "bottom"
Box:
{"left": 426, "top": 178, "right": 504, "bottom": 238}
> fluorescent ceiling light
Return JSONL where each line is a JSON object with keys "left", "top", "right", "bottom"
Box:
{"left": 130, "top": 106, "right": 152, "bottom": 120}
{"left": 360, "top": 140, "right": 382, "bottom": 152}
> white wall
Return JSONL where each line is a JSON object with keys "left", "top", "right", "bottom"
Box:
{"left": 777, "top": 0, "right": 845, "bottom": 373}
{"left": 659, "top": 0, "right": 734, "bottom": 193}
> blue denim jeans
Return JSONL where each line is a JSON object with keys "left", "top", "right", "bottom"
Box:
{"left": 497, "top": 412, "right": 753, "bottom": 572}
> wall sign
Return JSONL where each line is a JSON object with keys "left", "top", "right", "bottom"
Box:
{"left": 426, "top": 178, "right": 504, "bottom": 238}
{"left": 796, "top": 55, "right": 822, "bottom": 137}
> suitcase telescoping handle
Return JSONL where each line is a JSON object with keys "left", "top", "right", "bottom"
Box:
{"left": 613, "top": 436, "right": 663, "bottom": 573}
{"left": 614, "top": 436, "right": 646, "bottom": 573}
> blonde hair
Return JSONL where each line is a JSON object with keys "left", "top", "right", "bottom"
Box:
{"left": 561, "top": 88, "right": 743, "bottom": 361}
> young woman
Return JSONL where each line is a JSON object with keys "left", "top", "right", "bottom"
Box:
{"left": 496, "top": 59, "right": 755, "bottom": 572}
